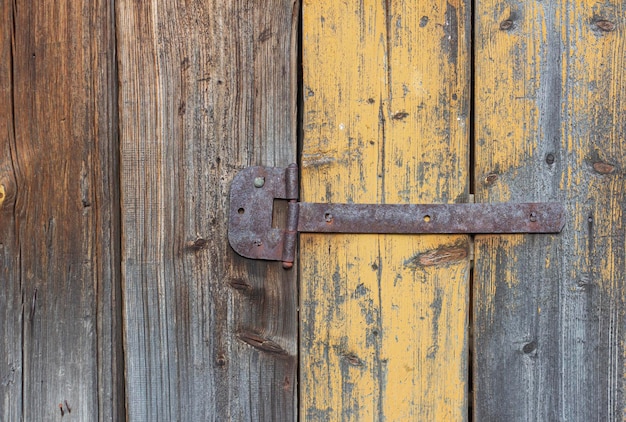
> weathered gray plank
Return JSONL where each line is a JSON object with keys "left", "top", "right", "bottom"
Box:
{"left": 116, "top": 1, "right": 298, "bottom": 419}
{"left": 474, "top": 1, "right": 626, "bottom": 420}
{"left": 0, "top": 0, "right": 123, "bottom": 420}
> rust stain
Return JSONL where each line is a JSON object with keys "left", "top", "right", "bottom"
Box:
{"left": 405, "top": 243, "right": 468, "bottom": 268}
{"left": 593, "top": 161, "right": 615, "bottom": 174}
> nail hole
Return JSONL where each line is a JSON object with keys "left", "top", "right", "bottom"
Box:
{"left": 423, "top": 215, "right": 431, "bottom": 222}
{"left": 238, "top": 208, "right": 245, "bottom": 214}
{"left": 324, "top": 213, "right": 333, "bottom": 223}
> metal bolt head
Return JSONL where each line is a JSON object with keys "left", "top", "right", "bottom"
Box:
{"left": 254, "top": 177, "right": 265, "bottom": 188}
{"left": 530, "top": 212, "right": 537, "bottom": 222}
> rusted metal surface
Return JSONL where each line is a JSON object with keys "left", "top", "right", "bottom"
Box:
{"left": 228, "top": 165, "right": 298, "bottom": 262}
{"left": 297, "top": 202, "right": 565, "bottom": 234}
{"left": 228, "top": 165, "right": 567, "bottom": 263}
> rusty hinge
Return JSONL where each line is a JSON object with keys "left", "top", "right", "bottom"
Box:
{"left": 228, "top": 164, "right": 566, "bottom": 268}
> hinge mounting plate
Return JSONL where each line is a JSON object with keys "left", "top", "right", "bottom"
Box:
{"left": 228, "top": 165, "right": 566, "bottom": 268}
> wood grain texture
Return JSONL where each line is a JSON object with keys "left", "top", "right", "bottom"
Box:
{"left": 301, "top": 1, "right": 471, "bottom": 419}
{"left": 473, "top": 1, "right": 626, "bottom": 420}
{"left": 0, "top": 1, "right": 20, "bottom": 419}
{"left": 0, "top": 0, "right": 123, "bottom": 420}
{"left": 116, "top": 1, "right": 299, "bottom": 420}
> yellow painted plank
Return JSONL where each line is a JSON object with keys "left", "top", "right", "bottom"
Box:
{"left": 473, "top": 1, "right": 626, "bottom": 419}
{"left": 301, "top": 1, "right": 471, "bottom": 420}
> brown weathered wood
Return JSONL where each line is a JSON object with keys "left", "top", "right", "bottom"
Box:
{"left": 473, "top": 2, "right": 626, "bottom": 420}
{"left": 116, "top": 1, "right": 299, "bottom": 419}
{"left": 0, "top": 2, "right": 20, "bottom": 420}
{"left": 0, "top": 0, "right": 123, "bottom": 420}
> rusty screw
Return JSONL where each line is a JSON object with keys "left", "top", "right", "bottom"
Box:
{"left": 530, "top": 212, "right": 537, "bottom": 222}
{"left": 324, "top": 213, "right": 333, "bottom": 223}
{"left": 254, "top": 177, "right": 265, "bottom": 188}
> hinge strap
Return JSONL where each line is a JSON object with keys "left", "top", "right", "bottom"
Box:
{"left": 228, "top": 165, "right": 566, "bottom": 268}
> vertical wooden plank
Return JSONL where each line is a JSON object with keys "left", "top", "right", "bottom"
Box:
{"left": 301, "top": 1, "right": 471, "bottom": 420}
{"left": 474, "top": 1, "right": 626, "bottom": 420}
{"left": 0, "top": 1, "right": 21, "bottom": 420}
{"left": 1, "top": 0, "right": 123, "bottom": 420}
{"left": 116, "top": 0, "right": 298, "bottom": 419}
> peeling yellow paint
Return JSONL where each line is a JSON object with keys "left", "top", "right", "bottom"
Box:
{"left": 301, "top": 1, "right": 470, "bottom": 420}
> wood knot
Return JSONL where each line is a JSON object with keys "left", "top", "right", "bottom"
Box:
{"left": 499, "top": 19, "right": 514, "bottom": 30}
{"left": 215, "top": 355, "right": 227, "bottom": 367}
{"left": 237, "top": 331, "right": 287, "bottom": 356}
{"left": 484, "top": 173, "right": 498, "bottom": 185}
{"left": 228, "top": 278, "right": 252, "bottom": 293}
{"left": 522, "top": 341, "right": 537, "bottom": 354}
{"left": 593, "top": 161, "right": 615, "bottom": 174}
{"left": 342, "top": 353, "right": 364, "bottom": 366}
{"left": 187, "top": 237, "right": 208, "bottom": 250}
{"left": 595, "top": 19, "right": 615, "bottom": 32}
{"left": 392, "top": 111, "right": 409, "bottom": 120}
{"left": 405, "top": 243, "right": 468, "bottom": 268}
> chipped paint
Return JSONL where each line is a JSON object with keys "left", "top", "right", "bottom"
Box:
{"left": 301, "top": 0, "right": 470, "bottom": 419}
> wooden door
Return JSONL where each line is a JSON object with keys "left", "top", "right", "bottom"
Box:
{"left": 1, "top": 0, "right": 625, "bottom": 420}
